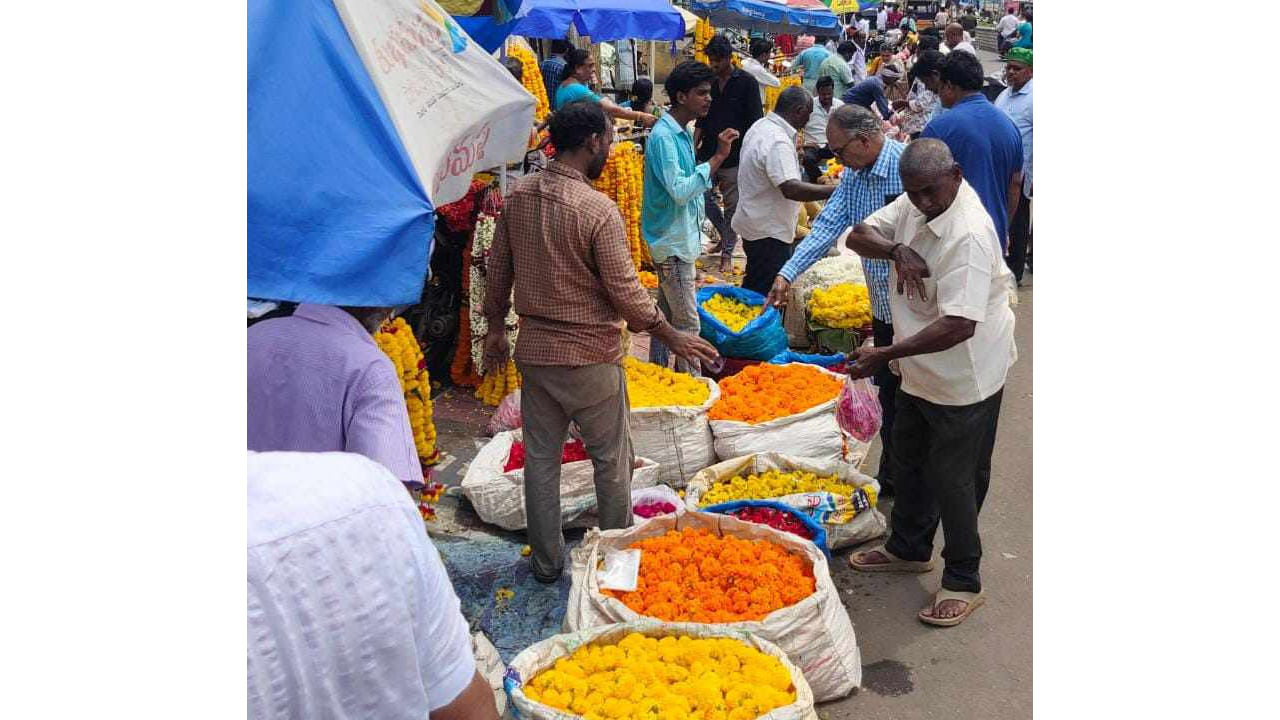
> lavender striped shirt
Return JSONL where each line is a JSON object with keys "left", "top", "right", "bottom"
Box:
{"left": 247, "top": 304, "right": 421, "bottom": 486}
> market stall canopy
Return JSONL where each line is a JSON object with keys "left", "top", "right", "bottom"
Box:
{"left": 691, "top": 0, "right": 839, "bottom": 34}
{"left": 825, "top": 0, "right": 879, "bottom": 14}
{"left": 509, "top": 0, "right": 687, "bottom": 41}
{"left": 448, "top": 0, "right": 520, "bottom": 54}
{"left": 248, "top": 0, "right": 535, "bottom": 307}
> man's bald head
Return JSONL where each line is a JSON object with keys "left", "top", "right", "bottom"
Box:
{"left": 945, "top": 22, "right": 964, "bottom": 47}
{"left": 900, "top": 139, "right": 962, "bottom": 220}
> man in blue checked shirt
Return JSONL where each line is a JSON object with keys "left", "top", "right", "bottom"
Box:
{"left": 766, "top": 104, "right": 906, "bottom": 495}
{"left": 642, "top": 61, "right": 739, "bottom": 375}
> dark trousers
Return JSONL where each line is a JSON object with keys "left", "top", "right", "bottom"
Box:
{"left": 742, "top": 237, "right": 793, "bottom": 296}
{"left": 802, "top": 146, "right": 834, "bottom": 183}
{"left": 884, "top": 388, "right": 1003, "bottom": 593}
{"left": 1006, "top": 186, "right": 1031, "bottom": 282}
{"left": 871, "top": 318, "right": 899, "bottom": 490}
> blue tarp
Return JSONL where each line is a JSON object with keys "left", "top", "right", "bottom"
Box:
{"left": 696, "top": 286, "right": 789, "bottom": 361}
{"left": 454, "top": 0, "right": 522, "bottom": 54}
{"left": 692, "top": 0, "right": 840, "bottom": 34}
{"left": 511, "top": 0, "right": 687, "bottom": 41}
{"left": 248, "top": 0, "right": 435, "bottom": 307}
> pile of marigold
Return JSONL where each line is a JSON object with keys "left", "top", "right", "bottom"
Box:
{"left": 808, "top": 282, "right": 872, "bottom": 329}
{"left": 708, "top": 364, "right": 842, "bottom": 424}
{"left": 701, "top": 293, "right": 761, "bottom": 333}
{"left": 638, "top": 270, "right": 659, "bottom": 289}
{"left": 593, "top": 142, "right": 650, "bottom": 273}
{"left": 523, "top": 632, "right": 796, "bottom": 720}
{"left": 625, "top": 357, "right": 710, "bottom": 409}
{"left": 604, "top": 527, "right": 814, "bottom": 623}
{"left": 699, "top": 469, "right": 876, "bottom": 508}
{"left": 374, "top": 318, "right": 439, "bottom": 467}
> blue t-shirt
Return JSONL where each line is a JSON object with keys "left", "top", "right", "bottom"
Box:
{"left": 921, "top": 93, "right": 1024, "bottom": 249}
{"left": 553, "top": 82, "right": 601, "bottom": 110}
{"left": 793, "top": 47, "right": 831, "bottom": 81}
{"left": 1013, "top": 22, "right": 1032, "bottom": 48}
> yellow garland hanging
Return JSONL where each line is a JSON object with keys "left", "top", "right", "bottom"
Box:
{"left": 374, "top": 317, "right": 440, "bottom": 467}
{"left": 764, "top": 74, "right": 801, "bottom": 114}
{"left": 692, "top": 17, "right": 714, "bottom": 65}
{"left": 475, "top": 359, "right": 522, "bottom": 407}
{"left": 506, "top": 40, "right": 550, "bottom": 123}
{"left": 592, "top": 141, "right": 649, "bottom": 272}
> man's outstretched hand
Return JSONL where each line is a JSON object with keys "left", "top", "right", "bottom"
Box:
{"left": 766, "top": 275, "right": 791, "bottom": 309}
{"left": 666, "top": 331, "right": 720, "bottom": 368}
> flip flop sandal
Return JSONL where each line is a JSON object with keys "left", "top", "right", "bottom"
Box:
{"left": 848, "top": 546, "right": 935, "bottom": 573}
{"left": 918, "top": 589, "right": 985, "bottom": 627}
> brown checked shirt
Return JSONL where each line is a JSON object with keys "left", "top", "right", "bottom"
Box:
{"left": 484, "top": 161, "right": 670, "bottom": 367}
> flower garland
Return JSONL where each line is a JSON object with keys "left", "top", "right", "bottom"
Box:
{"left": 592, "top": 141, "right": 650, "bottom": 272}
{"left": 466, "top": 211, "right": 522, "bottom": 406}
{"left": 604, "top": 527, "right": 815, "bottom": 623}
{"left": 522, "top": 632, "right": 797, "bottom": 719}
{"left": 450, "top": 232, "right": 484, "bottom": 388}
{"left": 765, "top": 74, "right": 801, "bottom": 114}
{"left": 374, "top": 317, "right": 440, "bottom": 467}
{"left": 506, "top": 40, "right": 550, "bottom": 123}
{"left": 437, "top": 178, "right": 488, "bottom": 233}
{"left": 476, "top": 359, "right": 521, "bottom": 407}
{"left": 692, "top": 18, "right": 714, "bottom": 64}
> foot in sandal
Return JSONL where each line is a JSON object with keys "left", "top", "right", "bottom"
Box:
{"left": 918, "top": 589, "right": 985, "bottom": 627}
{"left": 848, "top": 547, "right": 934, "bottom": 573}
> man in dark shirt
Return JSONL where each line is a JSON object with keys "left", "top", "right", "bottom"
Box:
{"left": 695, "top": 35, "right": 763, "bottom": 273}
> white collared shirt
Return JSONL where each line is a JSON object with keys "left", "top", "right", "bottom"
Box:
{"left": 732, "top": 113, "right": 805, "bottom": 244}
{"left": 802, "top": 97, "right": 844, "bottom": 147}
{"left": 998, "top": 14, "right": 1019, "bottom": 37}
{"left": 862, "top": 180, "right": 1017, "bottom": 405}
{"left": 742, "top": 56, "right": 781, "bottom": 91}
{"left": 941, "top": 40, "right": 977, "bottom": 56}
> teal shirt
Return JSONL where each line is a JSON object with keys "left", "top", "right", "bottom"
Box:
{"left": 554, "top": 81, "right": 601, "bottom": 110}
{"left": 793, "top": 47, "right": 831, "bottom": 82}
{"left": 641, "top": 113, "right": 713, "bottom": 263}
{"left": 1013, "top": 22, "right": 1032, "bottom": 48}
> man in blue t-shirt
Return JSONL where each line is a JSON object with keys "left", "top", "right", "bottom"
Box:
{"left": 921, "top": 51, "right": 1023, "bottom": 250}
{"left": 792, "top": 44, "right": 831, "bottom": 92}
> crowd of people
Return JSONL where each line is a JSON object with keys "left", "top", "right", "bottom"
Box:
{"left": 246, "top": 7, "right": 1032, "bottom": 714}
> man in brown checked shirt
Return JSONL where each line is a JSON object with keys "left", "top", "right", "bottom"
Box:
{"left": 483, "top": 101, "right": 719, "bottom": 583}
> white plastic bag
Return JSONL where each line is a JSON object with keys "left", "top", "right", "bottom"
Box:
{"left": 709, "top": 366, "right": 870, "bottom": 466}
{"left": 684, "top": 452, "right": 886, "bottom": 551}
{"left": 563, "top": 512, "right": 863, "bottom": 702}
{"left": 505, "top": 621, "right": 818, "bottom": 720}
{"left": 461, "top": 430, "right": 660, "bottom": 531}
{"left": 485, "top": 389, "right": 522, "bottom": 435}
{"left": 629, "top": 377, "right": 719, "bottom": 487}
{"left": 629, "top": 484, "right": 684, "bottom": 525}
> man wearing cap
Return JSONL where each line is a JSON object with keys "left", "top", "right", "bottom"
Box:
{"left": 842, "top": 64, "right": 904, "bottom": 121}
{"left": 995, "top": 48, "right": 1033, "bottom": 283}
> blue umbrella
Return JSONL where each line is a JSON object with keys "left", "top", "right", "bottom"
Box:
{"left": 249, "top": 0, "right": 536, "bottom": 307}
{"left": 692, "top": 0, "right": 840, "bottom": 34}
{"left": 509, "top": 0, "right": 687, "bottom": 41}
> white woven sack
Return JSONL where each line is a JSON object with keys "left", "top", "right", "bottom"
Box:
{"left": 505, "top": 620, "right": 818, "bottom": 720}
{"left": 684, "top": 452, "right": 887, "bottom": 550}
{"left": 461, "top": 430, "right": 659, "bottom": 531}
{"left": 563, "top": 512, "right": 862, "bottom": 702}
{"left": 710, "top": 366, "right": 869, "bottom": 467}
{"left": 629, "top": 377, "right": 719, "bottom": 487}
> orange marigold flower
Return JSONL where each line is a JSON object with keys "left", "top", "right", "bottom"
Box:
{"left": 708, "top": 364, "right": 842, "bottom": 423}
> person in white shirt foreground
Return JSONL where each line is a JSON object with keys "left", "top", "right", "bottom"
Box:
{"left": 732, "top": 86, "right": 836, "bottom": 296}
{"left": 247, "top": 451, "right": 499, "bottom": 720}
{"left": 844, "top": 138, "right": 1017, "bottom": 628}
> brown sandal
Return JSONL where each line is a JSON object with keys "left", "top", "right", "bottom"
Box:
{"left": 848, "top": 546, "right": 935, "bottom": 573}
{"left": 918, "top": 589, "right": 985, "bottom": 627}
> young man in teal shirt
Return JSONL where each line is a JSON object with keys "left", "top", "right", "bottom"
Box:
{"left": 641, "top": 61, "right": 738, "bottom": 374}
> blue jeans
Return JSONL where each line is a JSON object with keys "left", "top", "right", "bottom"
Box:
{"left": 648, "top": 256, "right": 702, "bottom": 376}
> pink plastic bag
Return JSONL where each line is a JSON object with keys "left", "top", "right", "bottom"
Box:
{"left": 486, "top": 390, "right": 522, "bottom": 435}
{"left": 836, "top": 377, "right": 882, "bottom": 443}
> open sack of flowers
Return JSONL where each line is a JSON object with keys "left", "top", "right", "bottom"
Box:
{"left": 461, "top": 429, "right": 659, "bottom": 531}
{"left": 684, "top": 452, "right": 886, "bottom": 551}
{"left": 564, "top": 511, "right": 862, "bottom": 701}
{"left": 624, "top": 357, "right": 721, "bottom": 487}
{"left": 505, "top": 620, "right": 818, "bottom": 720}
{"left": 696, "top": 286, "right": 789, "bottom": 361}
{"left": 708, "top": 364, "right": 869, "bottom": 466}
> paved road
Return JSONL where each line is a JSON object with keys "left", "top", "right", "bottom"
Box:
{"left": 822, "top": 283, "right": 1032, "bottom": 719}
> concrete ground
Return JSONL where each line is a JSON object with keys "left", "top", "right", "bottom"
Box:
{"left": 820, "top": 281, "right": 1032, "bottom": 719}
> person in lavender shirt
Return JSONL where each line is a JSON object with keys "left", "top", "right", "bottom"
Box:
{"left": 247, "top": 304, "right": 422, "bottom": 489}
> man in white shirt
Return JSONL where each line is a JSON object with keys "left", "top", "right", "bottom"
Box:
{"left": 801, "top": 76, "right": 844, "bottom": 181}
{"left": 741, "top": 38, "right": 782, "bottom": 96}
{"left": 942, "top": 23, "right": 978, "bottom": 56}
{"left": 844, "top": 139, "right": 1016, "bottom": 629}
{"left": 845, "top": 27, "right": 869, "bottom": 85}
{"left": 996, "top": 8, "right": 1020, "bottom": 54}
{"left": 732, "top": 86, "right": 837, "bottom": 295}
{"left": 935, "top": 7, "right": 950, "bottom": 27}
{"left": 247, "top": 451, "right": 499, "bottom": 720}
{"left": 877, "top": 6, "right": 889, "bottom": 32}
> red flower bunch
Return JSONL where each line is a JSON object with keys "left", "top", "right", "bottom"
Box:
{"left": 504, "top": 439, "right": 589, "bottom": 472}
{"left": 633, "top": 500, "right": 678, "bottom": 519}
{"left": 437, "top": 179, "right": 489, "bottom": 232}
{"left": 731, "top": 506, "right": 815, "bottom": 540}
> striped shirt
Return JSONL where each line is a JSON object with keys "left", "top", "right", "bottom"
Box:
{"left": 779, "top": 138, "right": 904, "bottom": 322}
{"left": 247, "top": 304, "right": 422, "bottom": 486}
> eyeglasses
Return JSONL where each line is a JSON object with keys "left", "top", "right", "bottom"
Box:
{"left": 830, "top": 133, "right": 861, "bottom": 159}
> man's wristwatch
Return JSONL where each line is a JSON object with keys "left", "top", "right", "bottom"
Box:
{"left": 889, "top": 242, "right": 904, "bottom": 259}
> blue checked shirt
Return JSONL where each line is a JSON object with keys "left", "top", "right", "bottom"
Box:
{"left": 779, "top": 138, "right": 905, "bottom": 323}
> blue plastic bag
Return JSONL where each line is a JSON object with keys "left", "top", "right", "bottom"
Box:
{"left": 696, "top": 286, "right": 789, "bottom": 361}
{"left": 702, "top": 499, "right": 831, "bottom": 557}
{"left": 769, "top": 350, "right": 848, "bottom": 369}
